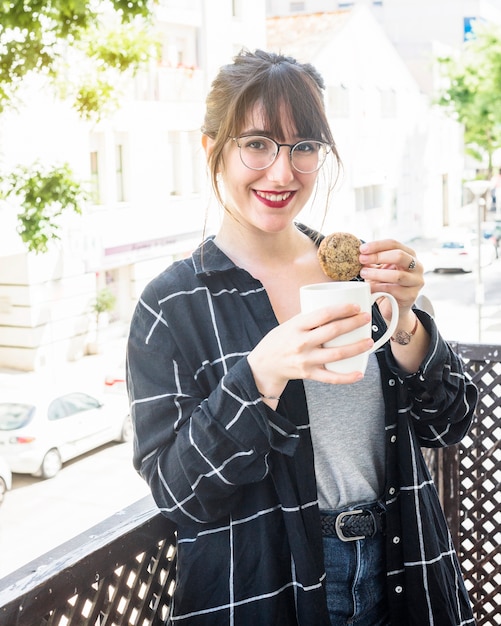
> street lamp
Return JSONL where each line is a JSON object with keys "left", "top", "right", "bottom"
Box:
{"left": 464, "top": 179, "right": 491, "bottom": 341}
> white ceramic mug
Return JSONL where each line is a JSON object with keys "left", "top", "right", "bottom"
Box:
{"left": 299, "top": 281, "right": 399, "bottom": 374}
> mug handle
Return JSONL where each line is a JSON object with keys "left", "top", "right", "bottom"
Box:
{"left": 369, "top": 292, "right": 399, "bottom": 353}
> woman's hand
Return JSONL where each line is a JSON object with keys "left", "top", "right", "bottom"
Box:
{"left": 359, "top": 239, "right": 429, "bottom": 372}
{"left": 247, "top": 304, "right": 373, "bottom": 402}
{"left": 358, "top": 239, "right": 424, "bottom": 318}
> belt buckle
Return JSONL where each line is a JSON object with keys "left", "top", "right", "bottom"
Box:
{"left": 335, "top": 509, "right": 365, "bottom": 542}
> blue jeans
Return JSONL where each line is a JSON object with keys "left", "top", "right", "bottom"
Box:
{"left": 322, "top": 527, "right": 389, "bottom": 625}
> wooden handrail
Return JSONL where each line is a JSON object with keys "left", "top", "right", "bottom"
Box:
{"left": 0, "top": 495, "right": 177, "bottom": 626}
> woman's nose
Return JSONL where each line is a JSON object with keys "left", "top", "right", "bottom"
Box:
{"left": 266, "top": 146, "right": 295, "bottom": 184}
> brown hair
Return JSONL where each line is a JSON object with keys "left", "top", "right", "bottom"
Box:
{"left": 202, "top": 49, "right": 341, "bottom": 207}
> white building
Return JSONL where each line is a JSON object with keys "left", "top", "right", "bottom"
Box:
{"left": 0, "top": 0, "right": 266, "bottom": 371}
{"left": 267, "top": 7, "right": 464, "bottom": 242}
{"left": 266, "top": 0, "right": 501, "bottom": 94}
{"left": 266, "top": 0, "right": 501, "bottom": 215}
{"left": 0, "top": 0, "right": 481, "bottom": 372}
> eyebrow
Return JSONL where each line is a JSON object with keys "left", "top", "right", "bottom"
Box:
{"left": 239, "top": 129, "right": 303, "bottom": 141}
{"left": 239, "top": 128, "right": 270, "bottom": 136}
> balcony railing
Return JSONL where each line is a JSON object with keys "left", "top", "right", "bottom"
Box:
{"left": 0, "top": 341, "right": 499, "bottom": 626}
{"left": 0, "top": 495, "right": 177, "bottom": 626}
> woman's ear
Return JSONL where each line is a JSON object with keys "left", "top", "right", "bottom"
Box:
{"left": 201, "top": 134, "right": 214, "bottom": 158}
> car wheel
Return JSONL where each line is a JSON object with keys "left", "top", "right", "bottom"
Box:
{"left": 118, "top": 415, "right": 133, "bottom": 443}
{"left": 0, "top": 477, "right": 6, "bottom": 506}
{"left": 40, "top": 449, "right": 62, "bottom": 479}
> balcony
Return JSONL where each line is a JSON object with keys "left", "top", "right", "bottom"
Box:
{"left": 0, "top": 341, "right": 499, "bottom": 626}
{"left": 133, "top": 66, "right": 204, "bottom": 105}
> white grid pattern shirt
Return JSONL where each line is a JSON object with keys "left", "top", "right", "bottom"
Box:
{"left": 127, "top": 227, "right": 477, "bottom": 625}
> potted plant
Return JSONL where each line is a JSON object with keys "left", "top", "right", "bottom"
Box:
{"left": 87, "top": 287, "right": 116, "bottom": 354}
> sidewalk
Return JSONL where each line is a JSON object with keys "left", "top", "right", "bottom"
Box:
{"left": 0, "top": 325, "right": 128, "bottom": 397}
{"left": 409, "top": 236, "right": 501, "bottom": 345}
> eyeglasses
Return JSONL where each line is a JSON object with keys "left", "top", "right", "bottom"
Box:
{"left": 232, "top": 135, "right": 331, "bottom": 174}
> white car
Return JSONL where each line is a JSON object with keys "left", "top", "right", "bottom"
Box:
{"left": 431, "top": 234, "right": 497, "bottom": 273}
{"left": 0, "top": 454, "right": 12, "bottom": 505}
{"left": 0, "top": 390, "right": 132, "bottom": 479}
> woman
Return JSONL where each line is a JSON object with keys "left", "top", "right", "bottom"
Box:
{"left": 127, "top": 49, "right": 477, "bottom": 625}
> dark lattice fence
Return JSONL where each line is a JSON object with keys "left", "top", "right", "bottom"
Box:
{"left": 0, "top": 342, "right": 499, "bottom": 625}
{"left": 425, "top": 343, "right": 501, "bottom": 626}
{"left": 0, "top": 496, "right": 177, "bottom": 626}
{"left": 452, "top": 343, "right": 501, "bottom": 626}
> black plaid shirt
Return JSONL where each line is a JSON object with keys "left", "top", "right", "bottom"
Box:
{"left": 127, "top": 228, "right": 477, "bottom": 625}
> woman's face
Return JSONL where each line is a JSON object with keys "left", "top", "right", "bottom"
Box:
{"left": 211, "top": 103, "right": 320, "bottom": 235}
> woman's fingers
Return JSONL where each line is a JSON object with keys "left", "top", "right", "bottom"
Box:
{"left": 358, "top": 240, "right": 424, "bottom": 312}
{"left": 249, "top": 304, "right": 375, "bottom": 388}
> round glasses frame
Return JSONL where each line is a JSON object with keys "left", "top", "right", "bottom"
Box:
{"left": 231, "top": 135, "right": 331, "bottom": 174}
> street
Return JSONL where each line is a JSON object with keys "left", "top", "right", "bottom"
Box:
{"left": 0, "top": 251, "right": 499, "bottom": 583}
{"left": 0, "top": 337, "right": 150, "bottom": 581}
{"left": 416, "top": 245, "right": 501, "bottom": 344}
{"left": 0, "top": 439, "right": 150, "bottom": 580}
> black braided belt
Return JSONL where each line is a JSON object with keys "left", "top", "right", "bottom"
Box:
{"left": 320, "top": 504, "right": 386, "bottom": 542}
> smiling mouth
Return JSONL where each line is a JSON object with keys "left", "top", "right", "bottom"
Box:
{"left": 255, "top": 190, "right": 294, "bottom": 202}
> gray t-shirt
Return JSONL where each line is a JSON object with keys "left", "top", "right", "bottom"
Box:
{"left": 303, "top": 353, "right": 386, "bottom": 511}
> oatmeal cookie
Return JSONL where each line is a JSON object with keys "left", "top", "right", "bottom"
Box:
{"left": 317, "top": 232, "right": 362, "bottom": 281}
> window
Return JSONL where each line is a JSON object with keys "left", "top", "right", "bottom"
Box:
{"left": 232, "top": 0, "right": 242, "bottom": 17}
{"left": 49, "top": 393, "right": 101, "bottom": 420}
{"left": 89, "top": 132, "right": 105, "bottom": 205}
{"left": 89, "top": 134, "right": 128, "bottom": 206}
{"left": 116, "top": 144, "right": 125, "bottom": 202}
{"left": 0, "top": 403, "right": 34, "bottom": 429}
{"left": 90, "top": 151, "right": 100, "bottom": 204}
{"left": 168, "top": 130, "right": 203, "bottom": 196}
{"left": 63, "top": 393, "right": 102, "bottom": 416}
{"left": 354, "top": 185, "right": 383, "bottom": 211}
{"left": 161, "top": 29, "right": 198, "bottom": 69}
{"left": 48, "top": 398, "right": 68, "bottom": 421}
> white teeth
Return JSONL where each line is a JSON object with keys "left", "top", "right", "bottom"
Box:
{"left": 256, "top": 191, "right": 292, "bottom": 202}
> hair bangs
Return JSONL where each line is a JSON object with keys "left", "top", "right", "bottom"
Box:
{"left": 243, "top": 61, "right": 331, "bottom": 144}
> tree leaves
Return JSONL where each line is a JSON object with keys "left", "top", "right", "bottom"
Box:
{"left": 1, "top": 162, "right": 88, "bottom": 253}
{"left": 0, "top": 0, "right": 158, "bottom": 252}
{"left": 0, "top": 0, "right": 156, "bottom": 114}
{"left": 436, "top": 23, "right": 501, "bottom": 172}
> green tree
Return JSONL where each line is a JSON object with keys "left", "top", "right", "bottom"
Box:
{"left": 1, "top": 162, "right": 88, "bottom": 253}
{"left": 0, "top": 0, "right": 156, "bottom": 116}
{"left": 436, "top": 23, "right": 501, "bottom": 176}
{"left": 92, "top": 287, "right": 117, "bottom": 323}
{"left": 0, "top": 0, "right": 159, "bottom": 252}
{"left": 89, "top": 287, "right": 117, "bottom": 353}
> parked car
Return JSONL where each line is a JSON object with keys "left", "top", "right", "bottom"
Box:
{"left": 431, "top": 233, "right": 497, "bottom": 273}
{"left": 0, "top": 454, "right": 12, "bottom": 505}
{"left": 0, "top": 390, "right": 132, "bottom": 479}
